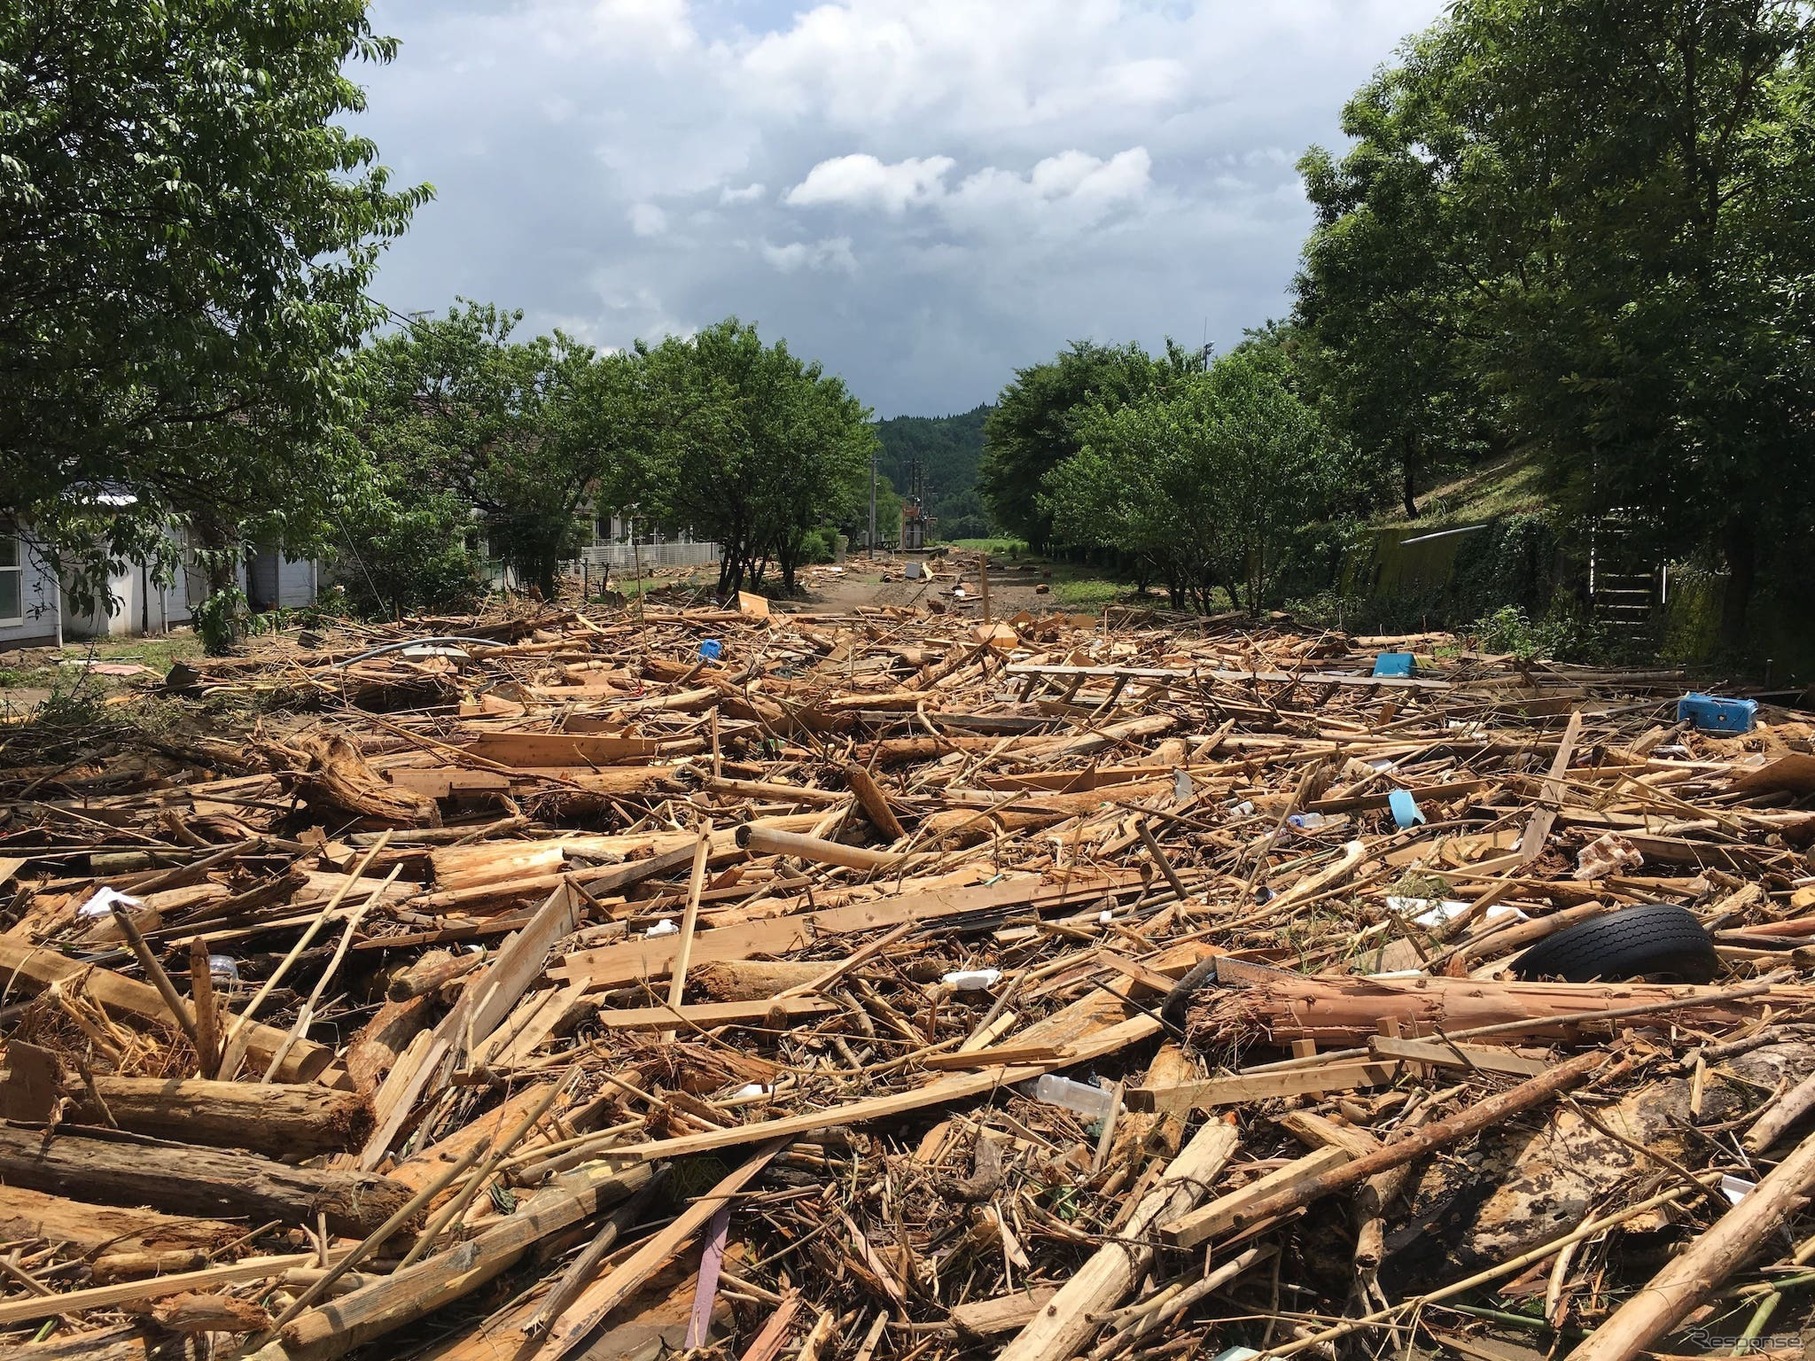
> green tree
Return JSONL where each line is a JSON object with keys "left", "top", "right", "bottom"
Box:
{"left": 979, "top": 341, "right": 1194, "bottom": 551}
{"left": 1046, "top": 347, "right": 1339, "bottom": 615}
{"left": 1301, "top": 0, "right": 1815, "bottom": 646}
{"left": 1296, "top": 118, "right": 1493, "bottom": 517}
{"left": 648, "top": 319, "right": 873, "bottom": 596}
{"left": 353, "top": 303, "right": 606, "bottom": 600}
{"left": 0, "top": 0, "right": 428, "bottom": 607}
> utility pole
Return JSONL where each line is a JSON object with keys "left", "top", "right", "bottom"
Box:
{"left": 868, "top": 449, "right": 876, "bottom": 556}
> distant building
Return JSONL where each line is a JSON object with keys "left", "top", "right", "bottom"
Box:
{"left": 0, "top": 522, "right": 63, "bottom": 650}
{"left": 0, "top": 516, "right": 321, "bottom": 648}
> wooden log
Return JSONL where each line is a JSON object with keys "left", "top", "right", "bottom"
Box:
{"left": 1196, "top": 973, "right": 1812, "bottom": 1048}
{"left": 996, "top": 1120, "right": 1238, "bottom": 1361}
{"left": 691, "top": 960, "right": 828, "bottom": 1001}
{"left": 147, "top": 1291, "right": 271, "bottom": 1335}
{"left": 0, "top": 1125, "right": 411, "bottom": 1236}
{"left": 1563, "top": 1125, "right": 1815, "bottom": 1361}
{"left": 1162, "top": 1049, "right": 1606, "bottom": 1248}
{"left": 0, "top": 937, "right": 342, "bottom": 1087}
{"left": 0, "top": 1184, "right": 234, "bottom": 1264}
{"left": 843, "top": 763, "right": 906, "bottom": 841}
{"left": 735, "top": 824, "right": 906, "bottom": 872}
{"left": 344, "top": 992, "right": 432, "bottom": 1098}
{"left": 386, "top": 949, "right": 483, "bottom": 1001}
{"left": 67, "top": 1076, "right": 371, "bottom": 1157}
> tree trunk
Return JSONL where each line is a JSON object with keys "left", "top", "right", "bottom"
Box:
{"left": 66, "top": 1076, "right": 371, "bottom": 1157}
{"left": 0, "top": 1126, "right": 412, "bottom": 1236}
{"left": 1719, "top": 513, "right": 1756, "bottom": 653}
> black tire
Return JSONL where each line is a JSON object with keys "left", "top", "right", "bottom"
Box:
{"left": 1511, "top": 904, "right": 1719, "bottom": 984}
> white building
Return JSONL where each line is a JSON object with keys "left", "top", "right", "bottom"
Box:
{"left": 0, "top": 519, "right": 321, "bottom": 647}
{"left": 0, "top": 524, "right": 64, "bottom": 650}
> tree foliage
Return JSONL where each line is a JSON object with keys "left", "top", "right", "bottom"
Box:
{"left": 874, "top": 405, "right": 992, "bottom": 541}
{"left": 352, "top": 303, "right": 605, "bottom": 600}
{"left": 351, "top": 313, "right": 874, "bottom": 605}
{"left": 645, "top": 319, "right": 874, "bottom": 595}
{"left": 1297, "top": 0, "right": 1815, "bottom": 645}
{"left": 979, "top": 341, "right": 1197, "bottom": 551}
{"left": 1045, "top": 344, "right": 1340, "bottom": 614}
{"left": 0, "top": 0, "right": 428, "bottom": 605}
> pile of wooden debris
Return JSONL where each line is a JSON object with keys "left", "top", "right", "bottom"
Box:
{"left": 1, "top": 597, "right": 1813, "bottom": 1361}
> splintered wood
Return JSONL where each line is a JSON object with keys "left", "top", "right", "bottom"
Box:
{"left": 1, "top": 596, "right": 1813, "bottom": 1361}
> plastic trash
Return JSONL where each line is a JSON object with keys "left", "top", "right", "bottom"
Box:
{"left": 76, "top": 886, "right": 141, "bottom": 919}
{"left": 1720, "top": 1173, "right": 1755, "bottom": 1205}
{"left": 942, "top": 968, "right": 1002, "bottom": 991}
{"left": 1030, "top": 1074, "right": 1118, "bottom": 1121}
{"left": 1097, "top": 909, "right": 1114, "bottom": 924}
{"left": 644, "top": 918, "right": 680, "bottom": 938}
{"left": 1229, "top": 800, "right": 1255, "bottom": 816}
{"left": 1372, "top": 652, "right": 1415, "bottom": 678}
{"left": 699, "top": 639, "right": 723, "bottom": 662}
{"left": 1678, "top": 692, "right": 1756, "bottom": 735}
{"left": 1173, "top": 768, "right": 1194, "bottom": 802}
{"left": 730, "top": 1083, "right": 772, "bottom": 1100}
{"left": 207, "top": 955, "right": 241, "bottom": 986}
{"left": 1286, "top": 812, "right": 1325, "bottom": 829}
{"left": 1388, "top": 789, "right": 1425, "bottom": 828}
{"left": 1212, "top": 1346, "right": 1263, "bottom": 1361}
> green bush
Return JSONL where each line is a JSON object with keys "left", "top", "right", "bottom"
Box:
{"left": 1468, "top": 597, "right": 1606, "bottom": 663}
{"left": 332, "top": 491, "right": 484, "bottom": 619}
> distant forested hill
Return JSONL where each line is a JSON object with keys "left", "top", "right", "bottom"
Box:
{"left": 873, "top": 404, "right": 994, "bottom": 540}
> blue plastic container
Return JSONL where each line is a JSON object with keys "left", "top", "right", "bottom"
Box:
{"left": 699, "top": 639, "right": 723, "bottom": 662}
{"left": 1372, "top": 652, "right": 1415, "bottom": 678}
{"left": 1677, "top": 692, "right": 1756, "bottom": 735}
{"left": 1388, "top": 789, "right": 1425, "bottom": 828}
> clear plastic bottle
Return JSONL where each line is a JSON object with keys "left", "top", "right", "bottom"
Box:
{"left": 1031, "top": 1075, "right": 1117, "bottom": 1121}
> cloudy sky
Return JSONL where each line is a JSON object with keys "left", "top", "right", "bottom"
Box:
{"left": 353, "top": 0, "right": 1444, "bottom": 417}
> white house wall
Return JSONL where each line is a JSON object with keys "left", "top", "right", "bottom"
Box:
{"left": 0, "top": 531, "right": 62, "bottom": 650}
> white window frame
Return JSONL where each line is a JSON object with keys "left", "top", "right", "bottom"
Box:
{"left": 0, "top": 533, "right": 25, "bottom": 627}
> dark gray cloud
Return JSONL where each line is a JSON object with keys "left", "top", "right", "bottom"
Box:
{"left": 354, "top": 0, "right": 1443, "bottom": 416}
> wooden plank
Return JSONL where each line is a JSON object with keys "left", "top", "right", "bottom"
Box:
{"left": 948, "top": 1288, "right": 1057, "bottom": 1337}
{"left": 1366, "top": 1035, "right": 1550, "bottom": 1077}
{"left": 1125, "top": 1060, "right": 1401, "bottom": 1116}
{"left": 592, "top": 997, "right": 835, "bottom": 1031}
{"left": 1519, "top": 708, "right": 1582, "bottom": 867}
{"left": 538, "top": 1140, "right": 786, "bottom": 1361}
{"left": 549, "top": 870, "right": 1144, "bottom": 990}
{"left": 1158, "top": 1145, "right": 1353, "bottom": 1246}
{"left": 1005, "top": 663, "right": 1451, "bottom": 691}
{"left": 995, "top": 1120, "right": 1238, "bottom": 1361}
{"left": 0, "top": 1253, "right": 324, "bottom": 1326}
{"left": 463, "top": 732, "right": 665, "bottom": 767}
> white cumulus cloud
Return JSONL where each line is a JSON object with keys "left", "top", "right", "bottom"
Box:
{"left": 351, "top": 0, "right": 1449, "bottom": 414}
{"left": 784, "top": 154, "right": 955, "bottom": 214}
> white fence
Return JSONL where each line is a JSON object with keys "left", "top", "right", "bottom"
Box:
{"left": 581, "top": 541, "right": 721, "bottom": 570}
